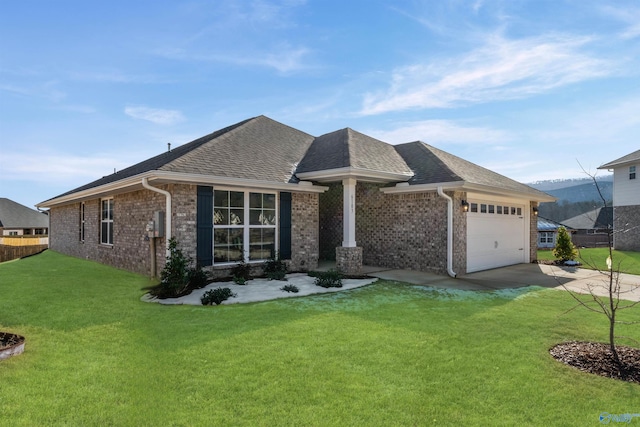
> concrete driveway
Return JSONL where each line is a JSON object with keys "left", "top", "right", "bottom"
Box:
{"left": 364, "top": 263, "right": 640, "bottom": 302}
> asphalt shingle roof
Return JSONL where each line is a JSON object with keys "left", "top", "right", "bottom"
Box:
{"left": 599, "top": 149, "right": 640, "bottom": 169}
{"left": 0, "top": 198, "right": 49, "bottom": 228}
{"left": 44, "top": 116, "right": 314, "bottom": 202}
{"left": 41, "top": 115, "right": 551, "bottom": 205}
{"left": 395, "top": 142, "right": 553, "bottom": 199}
{"left": 296, "top": 128, "right": 412, "bottom": 175}
{"left": 562, "top": 207, "right": 613, "bottom": 230}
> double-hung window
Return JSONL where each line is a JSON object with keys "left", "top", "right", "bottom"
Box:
{"left": 213, "top": 190, "right": 276, "bottom": 263}
{"left": 630, "top": 165, "right": 636, "bottom": 180}
{"left": 101, "top": 198, "right": 114, "bottom": 245}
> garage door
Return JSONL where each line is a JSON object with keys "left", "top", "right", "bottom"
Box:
{"left": 467, "top": 200, "right": 526, "bottom": 273}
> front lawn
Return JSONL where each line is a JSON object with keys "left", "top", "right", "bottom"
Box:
{"left": 1, "top": 251, "right": 639, "bottom": 426}
{"left": 538, "top": 248, "right": 640, "bottom": 275}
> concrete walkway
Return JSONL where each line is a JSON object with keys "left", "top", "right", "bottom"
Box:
{"left": 364, "top": 263, "right": 640, "bottom": 302}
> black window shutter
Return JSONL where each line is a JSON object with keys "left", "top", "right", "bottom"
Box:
{"left": 279, "top": 192, "right": 292, "bottom": 260}
{"left": 197, "top": 186, "right": 213, "bottom": 266}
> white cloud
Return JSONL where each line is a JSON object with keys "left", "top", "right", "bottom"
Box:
{"left": 124, "top": 106, "right": 185, "bottom": 125}
{"left": 360, "top": 33, "right": 612, "bottom": 115}
{"left": 0, "top": 153, "right": 129, "bottom": 184}
{"left": 157, "top": 45, "right": 311, "bottom": 74}
{"left": 601, "top": 5, "right": 640, "bottom": 39}
{"left": 366, "top": 119, "right": 510, "bottom": 145}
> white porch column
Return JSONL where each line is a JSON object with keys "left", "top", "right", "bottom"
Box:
{"left": 342, "top": 178, "right": 357, "bottom": 247}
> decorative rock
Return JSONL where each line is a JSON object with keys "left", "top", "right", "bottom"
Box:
{"left": 0, "top": 332, "right": 25, "bottom": 360}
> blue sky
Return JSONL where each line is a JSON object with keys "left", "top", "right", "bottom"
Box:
{"left": 1, "top": 0, "right": 639, "bottom": 209}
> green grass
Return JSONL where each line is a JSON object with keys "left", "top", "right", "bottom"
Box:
{"left": 537, "top": 248, "right": 640, "bottom": 275}
{"left": 1, "top": 251, "right": 639, "bottom": 426}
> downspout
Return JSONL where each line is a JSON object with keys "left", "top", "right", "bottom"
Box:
{"left": 142, "top": 177, "right": 172, "bottom": 257}
{"left": 437, "top": 186, "right": 457, "bottom": 278}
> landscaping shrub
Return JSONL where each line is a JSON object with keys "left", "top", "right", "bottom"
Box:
{"left": 264, "top": 252, "right": 287, "bottom": 281}
{"left": 150, "top": 237, "right": 209, "bottom": 298}
{"left": 201, "top": 287, "right": 237, "bottom": 305}
{"left": 553, "top": 226, "right": 578, "bottom": 262}
{"left": 280, "top": 284, "right": 299, "bottom": 293}
{"left": 231, "top": 257, "right": 251, "bottom": 284}
{"left": 314, "top": 269, "right": 343, "bottom": 288}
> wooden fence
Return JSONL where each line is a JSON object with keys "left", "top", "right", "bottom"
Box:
{"left": 0, "top": 245, "right": 48, "bottom": 263}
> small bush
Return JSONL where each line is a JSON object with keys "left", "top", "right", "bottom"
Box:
{"left": 231, "top": 257, "right": 251, "bottom": 282}
{"left": 264, "top": 253, "right": 287, "bottom": 281}
{"left": 201, "top": 287, "right": 237, "bottom": 305}
{"left": 553, "top": 226, "right": 578, "bottom": 262}
{"left": 233, "top": 276, "right": 248, "bottom": 285}
{"left": 280, "top": 284, "right": 299, "bottom": 293}
{"left": 314, "top": 269, "right": 343, "bottom": 288}
{"left": 151, "top": 238, "right": 209, "bottom": 299}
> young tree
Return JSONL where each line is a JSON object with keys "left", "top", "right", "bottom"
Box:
{"left": 553, "top": 226, "right": 577, "bottom": 262}
{"left": 561, "top": 166, "right": 639, "bottom": 368}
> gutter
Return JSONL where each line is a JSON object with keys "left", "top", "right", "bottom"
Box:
{"left": 437, "top": 186, "right": 457, "bottom": 278}
{"left": 142, "top": 177, "right": 171, "bottom": 257}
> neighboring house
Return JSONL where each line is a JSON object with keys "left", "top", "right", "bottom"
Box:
{"left": 537, "top": 216, "right": 569, "bottom": 249}
{"left": 562, "top": 207, "right": 613, "bottom": 248}
{"left": 0, "top": 198, "right": 49, "bottom": 243}
{"left": 599, "top": 149, "right": 640, "bottom": 251}
{"left": 37, "top": 116, "right": 555, "bottom": 277}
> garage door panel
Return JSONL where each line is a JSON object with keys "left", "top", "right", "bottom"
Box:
{"left": 467, "top": 201, "right": 525, "bottom": 273}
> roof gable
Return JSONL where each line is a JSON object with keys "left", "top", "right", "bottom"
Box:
{"left": 599, "top": 149, "right": 640, "bottom": 169}
{"left": 296, "top": 128, "right": 412, "bottom": 176}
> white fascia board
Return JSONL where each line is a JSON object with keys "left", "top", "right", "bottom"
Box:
{"left": 37, "top": 171, "right": 328, "bottom": 208}
{"left": 380, "top": 180, "right": 556, "bottom": 202}
{"left": 380, "top": 181, "right": 465, "bottom": 194}
{"left": 151, "top": 171, "right": 328, "bottom": 193}
{"left": 296, "top": 167, "right": 413, "bottom": 183}
{"left": 463, "top": 183, "right": 556, "bottom": 202}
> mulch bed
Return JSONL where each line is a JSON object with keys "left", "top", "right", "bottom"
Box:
{"left": 550, "top": 341, "right": 640, "bottom": 383}
{"left": 0, "top": 332, "right": 24, "bottom": 350}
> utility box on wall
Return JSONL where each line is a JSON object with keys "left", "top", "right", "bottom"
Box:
{"left": 153, "top": 211, "right": 165, "bottom": 238}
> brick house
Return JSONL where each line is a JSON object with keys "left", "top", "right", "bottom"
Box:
{"left": 598, "top": 149, "right": 640, "bottom": 251}
{"left": 37, "top": 116, "right": 554, "bottom": 277}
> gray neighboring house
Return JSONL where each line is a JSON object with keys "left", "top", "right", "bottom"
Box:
{"left": 0, "top": 198, "right": 49, "bottom": 238}
{"left": 537, "top": 216, "right": 568, "bottom": 249}
{"left": 37, "top": 116, "right": 555, "bottom": 277}
{"left": 599, "top": 149, "right": 640, "bottom": 251}
{"left": 561, "top": 207, "right": 612, "bottom": 248}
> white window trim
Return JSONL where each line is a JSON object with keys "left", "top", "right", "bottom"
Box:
{"left": 100, "top": 198, "right": 114, "bottom": 246}
{"left": 212, "top": 187, "right": 278, "bottom": 265}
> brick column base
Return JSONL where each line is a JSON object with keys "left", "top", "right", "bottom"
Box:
{"left": 336, "top": 246, "right": 363, "bottom": 275}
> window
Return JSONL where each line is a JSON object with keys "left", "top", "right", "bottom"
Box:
{"left": 480, "top": 204, "right": 487, "bottom": 213}
{"left": 503, "top": 206, "right": 509, "bottom": 215}
{"left": 488, "top": 204, "right": 495, "bottom": 214}
{"left": 79, "top": 202, "right": 85, "bottom": 242}
{"left": 517, "top": 207, "right": 522, "bottom": 216}
{"left": 496, "top": 206, "right": 503, "bottom": 214}
{"left": 630, "top": 165, "right": 636, "bottom": 180}
{"left": 101, "top": 198, "right": 114, "bottom": 245}
{"left": 539, "top": 232, "right": 555, "bottom": 244}
{"left": 470, "top": 203, "right": 478, "bottom": 213}
{"left": 213, "top": 190, "right": 276, "bottom": 263}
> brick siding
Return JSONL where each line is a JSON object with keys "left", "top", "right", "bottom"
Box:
{"left": 49, "top": 184, "right": 198, "bottom": 276}
{"left": 614, "top": 205, "right": 640, "bottom": 251}
{"left": 49, "top": 185, "right": 319, "bottom": 277}
{"left": 290, "top": 192, "right": 320, "bottom": 271}
{"left": 318, "top": 182, "right": 468, "bottom": 275}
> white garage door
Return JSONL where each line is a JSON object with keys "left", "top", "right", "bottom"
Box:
{"left": 467, "top": 200, "right": 526, "bottom": 273}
